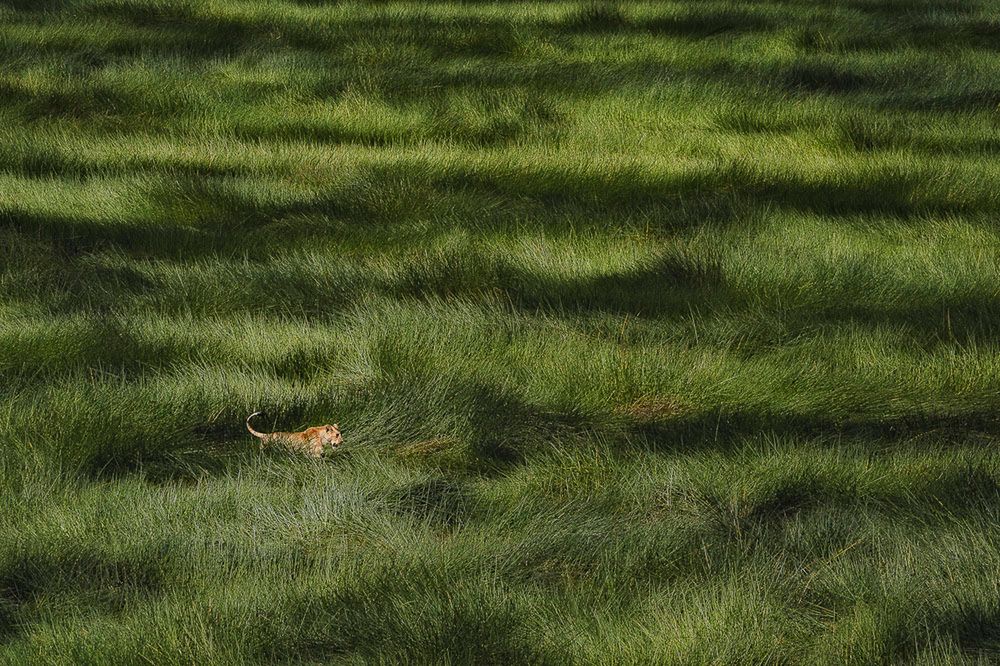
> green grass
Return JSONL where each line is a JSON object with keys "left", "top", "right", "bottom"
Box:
{"left": 3, "top": 0, "right": 1000, "bottom": 662}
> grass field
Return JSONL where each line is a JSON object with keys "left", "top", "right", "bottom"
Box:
{"left": 3, "top": 0, "right": 1000, "bottom": 662}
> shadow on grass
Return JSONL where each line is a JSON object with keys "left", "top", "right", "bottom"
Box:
{"left": 7, "top": 212, "right": 1000, "bottom": 348}
{"left": 250, "top": 573, "right": 542, "bottom": 664}
{"left": 0, "top": 549, "right": 164, "bottom": 641}
{"left": 3, "top": 0, "right": 998, "bottom": 133}
{"left": 0, "top": 81, "right": 134, "bottom": 122}
{"left": 392, "top": 250, "right": 725, "bottom": 319}
{"left": 6, "top": 153, "right": 991, "bottom": 260}
{"left": 938, "top": 606, "right": 1000, "bottom": 656}
{"left": 12, "top": 6, "right": 527, "bottom": 61}
{"left": 844, "top": 0, "right": 976, "bottom": 18}
{"left": 390, "top": 477, "right": 470, "bottom": 529}
{"left": 459, "top": 381, "right": 598, "bottom": 473}
{"left": 884, "top": 604, "right": 1000, "bottom": 662}
{"left": 629, "top": 408, "right": 1000, "bottom": 457}
{"left": 798, "top": 16, "right": 1000, "bottom": 54}
{"left": 83, "top": 439, "right": 231, "bottom": 484}
{"left": 560, "top": 4, "right": 776, "bottom": 39}
{"left": 746, "top": 464, "right": 1000, "bottom": 528}
{"left": 782, "top": 62, "right": 872, "bottom": 94}
{"left": 894, "top": 89, "right": 1000, "bottom": 112}
{"left": 801, "top": 295, "right": 1000, "bottom": 348}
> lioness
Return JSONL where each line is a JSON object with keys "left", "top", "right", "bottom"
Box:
{"left": 246, "top": 412, "right": 343, "bottom": 458}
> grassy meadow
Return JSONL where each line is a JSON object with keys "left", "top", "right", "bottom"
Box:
{"left": 4, "top": 0, "right": 1000, "bottom": 662}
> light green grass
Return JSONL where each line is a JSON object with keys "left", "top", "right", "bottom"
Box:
{"left": 3, "top": 0, "right": 1000, "bottom": 662}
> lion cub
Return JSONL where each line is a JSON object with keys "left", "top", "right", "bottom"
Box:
{"left": 246, "top": 412, "right": 342, "bottom": 458}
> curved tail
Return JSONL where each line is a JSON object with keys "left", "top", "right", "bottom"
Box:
{"left": 246, "top": 411, "right": 267, "bottom": 440}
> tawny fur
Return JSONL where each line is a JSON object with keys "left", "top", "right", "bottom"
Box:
{"left": 247, "top": 412, "right": 342, "bottom": 458}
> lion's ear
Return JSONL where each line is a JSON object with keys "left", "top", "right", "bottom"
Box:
{"left": 334, "top": 424, "right": 339, "bottom": 429}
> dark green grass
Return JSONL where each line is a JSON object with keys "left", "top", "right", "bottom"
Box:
{"left": 4, "top": 0, "right": 1000, "bottom": 662}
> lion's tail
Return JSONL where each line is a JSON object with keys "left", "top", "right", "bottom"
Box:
{"left": 246, "top": 411, "right": 267, "bottom": 440}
